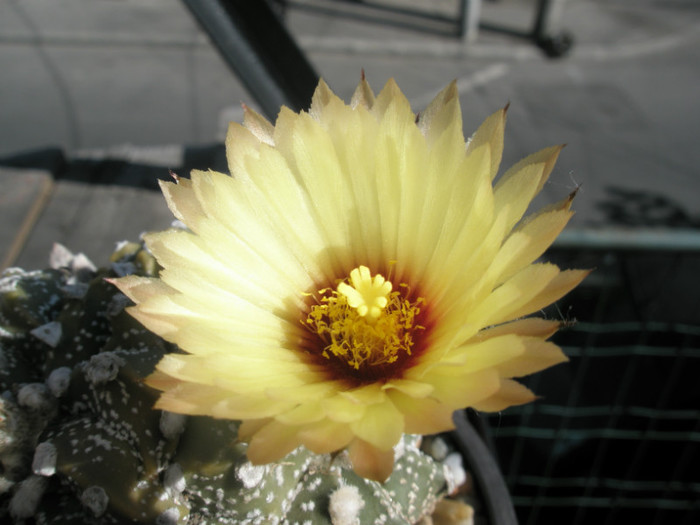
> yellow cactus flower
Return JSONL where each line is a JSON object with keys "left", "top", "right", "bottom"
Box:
{"left": 114, "top": 78, "right": 587, "bottom": 482}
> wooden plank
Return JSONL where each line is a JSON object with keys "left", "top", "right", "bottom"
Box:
{"left": 13, "top": 179, "right": 174, "bottom": 271}
{"left": 0, "top": 168, "right": 55, "bottom": 271}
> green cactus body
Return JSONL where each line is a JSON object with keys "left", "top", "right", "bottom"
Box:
{"left": 0, "top": 242, "right": 469, "bottom": 524}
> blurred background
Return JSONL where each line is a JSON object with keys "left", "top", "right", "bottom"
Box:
{"left": 1, "top": 0, "right": 699, "bottom": 523}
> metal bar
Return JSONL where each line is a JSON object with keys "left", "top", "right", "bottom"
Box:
{"left": 452, "top": 410, "right": 518, "bottom": 525}
{"left": 554, "top": 229, "right": 700, "bottom": 252}
{"left": 532, "top": 0, "right": 573, "bottom": 57}
{"left": 181, "top": 0, "right": 319, "bottom": 121}
{"left": 458, "top": 0, "right": 482, "bottom": 43}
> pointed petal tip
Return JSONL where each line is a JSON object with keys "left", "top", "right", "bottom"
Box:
{"left": 568, "top": 185, "right": 581, "bottom": 202}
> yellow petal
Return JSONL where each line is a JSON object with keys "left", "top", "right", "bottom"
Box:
{"left": 478, "top": 318, "right": 561, "bottom": 340}
{"left": 309, "top": 78, "right": 345, "bottom": 122}
{"left": 237, "top": 418, "right": 269, "bottom": 441}
{"left": 350, "top": 399, "right": 404, "bottom": 451}
{"left": 381, "top": 378, "right": 434, "bottom": 398}
{"left": 348, "top": 438, "right": 395, "bottom": 483}
{"left": 438, "top": 334, "right": 527, "bottom": 371}
{"left": 465, "top": 106, "right": 506, "bottom": 181}
{"left": 421, "top": 143, "right": 491, "bottom": 285}
{"left": 424, "top": 369, "right": 501, "bottom": 409}
{"left": 274, "top": 402, "right": 325, "bottom": 425}
{"left": 467, "top": 263, "right": 562, "bottom": 328}
{"left": 297, "top": 420, "right": 354, "bottom": 454}
{"left": 350, "top": 76, "right": 375, "bottom": 109}
{"left": 246, "top": 420, "right": 302, "bottom": 464}
{"left": 493, "top": 162, "right": 547, "bottom": 235}
{"left": 488, "top": 207, "right": 574, "bottom": 286}
{"left": 497, "top": 145, "right": 563, "bottom": 197}
{"left": 152, "top": 382, "right": 293, "bottom": 419}
{"left": 371, "top": 78, "right": 413, "bottom": 122}
{"left": 387, "top": 390, "right": 456, "bottom": 435}
{"left": 417, "top": 80, "right": 463, "bottom": 147}
{"left": 111, "top": 275, "right": 174, "bottom": 304}
{"left": 320, "top": 394, "right": 368, "bottom": 423}
{"left": 225, "top": 121, "right": 263, "bottom": 178}
{"left": 265, "top": 381, "right": 340, "bottom": 404}
{"left": 159, "top": 177, "right": 204, "bottom": 228}
{"left": 472, "top": 379, "right": 537, "bottom": 412}
{"left": 243, "top": 104, "right": 275, "bottom": 145}
{"left": 340, "top": 384, "right": 385, "bottom": 405}
{"left": 506, "top": 268, "right": 591, "bottom": 321}
{"left": 496, "top": 338, "right": 568, "bottom": 378}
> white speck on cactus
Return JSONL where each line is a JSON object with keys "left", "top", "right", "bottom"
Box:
{"left": 81, "top": 485, "right": 109, "bottom": 517}
{"left": 444, "top": 452, "right": 467, "bottom": 495}
{"left": 17, "top": 383, "right": 52, "bottom": 411}
{"left": 236, "top": 462, "right": 267, "bottom": 489}
{"left": 9, "top": 475, "right": 47, "bottom": 518}
{"left": 30, "top": 321, "right": 62, "bottom": 347}
{"left": 84, "top": 352, "right": 125, "bottom": 385}
{"left": 329, "top": 485, "right": 365, "bottom": 525}
{"left": 156, "top": 507, "right": 180, "bottom": 525}
{"left": 160, "top": 411, "right": 187, "bottom": 440}
{"left": 300, "top": 500, "right": 316, "bottom": 512}
{"left": 164, "top": 463, "right": 186, "bottom": 496}
{"left": 47, "top": 367, "right": 72, "bottom": 397}
{"left": 275, "top": 464, "right": 285, "bottom": 486}
{"left": 32, "top": 442, "right": 57, "bottom": 477}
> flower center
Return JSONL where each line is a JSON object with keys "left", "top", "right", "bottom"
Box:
{"left": 305, "top": 266, "right": 425, "bottom": 371}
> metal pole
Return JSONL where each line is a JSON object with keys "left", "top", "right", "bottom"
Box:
{"left": 181, "top": 0, "right": 319, "bottom": 120}
{"left": 532, "top": 0, "right": 573, "bottom": 57}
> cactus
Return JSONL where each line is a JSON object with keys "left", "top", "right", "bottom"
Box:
{"left": 0, "top": 242, "right": 473, "bottom": 524}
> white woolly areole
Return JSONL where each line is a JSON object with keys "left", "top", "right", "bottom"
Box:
{"left": 429, "top": 437, "right": 449, "bottom": 461}
{"left": 47, "top": 367, "right": 72, "bottom": 397}
{"left": 30, "top": 321, "right": 62, "bottom": 348}
{"left": 328, "top": 485, "right": 365, "bottom": 525}
{"left": 10, "top": 475, "right": 47, "bottom": 518}
{"left": 32, "top": 442, "right": 57, "bottom": 476}
{"left": 84, "top": 352, "right": 125, "bottom": 385}
{"left": 0, "top": 477, "right": 14, "bottom": 494}
{"left": 159, "top": 411, "right": 187, "bottom": 440}
{"left": 164, "top": 463, "right": 186, "bottom": 495}
{"left": 236, "top": 462, "right": 267, "bottom": 489}
{"left": 49, "top": 243, "right": 74, "bottom": 270}
{"left": 444, "top": 452, "right": 467, "bottom": 495}
{"left": 70, "top": 252, "right": 97, "bottom": 274}
{"left": 156, "top": 507, "right": 180, "bottom": 525}
{"left": 81, "top": 485, "right": 109, "bottom": 517}
{"left": 17, "top": 383, "right": 52, "bottom": 411}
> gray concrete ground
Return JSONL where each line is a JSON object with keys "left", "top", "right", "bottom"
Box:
{"left": 1, "top": 0, "right": 700, "bottom": 269}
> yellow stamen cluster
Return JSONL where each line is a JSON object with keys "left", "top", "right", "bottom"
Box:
{"left": 306, "top": 266, "right": 424, "bottom": 370}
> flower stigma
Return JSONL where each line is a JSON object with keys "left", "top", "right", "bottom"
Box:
{"left": 305, "top": 266, "right": 425, "bottom": 375}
